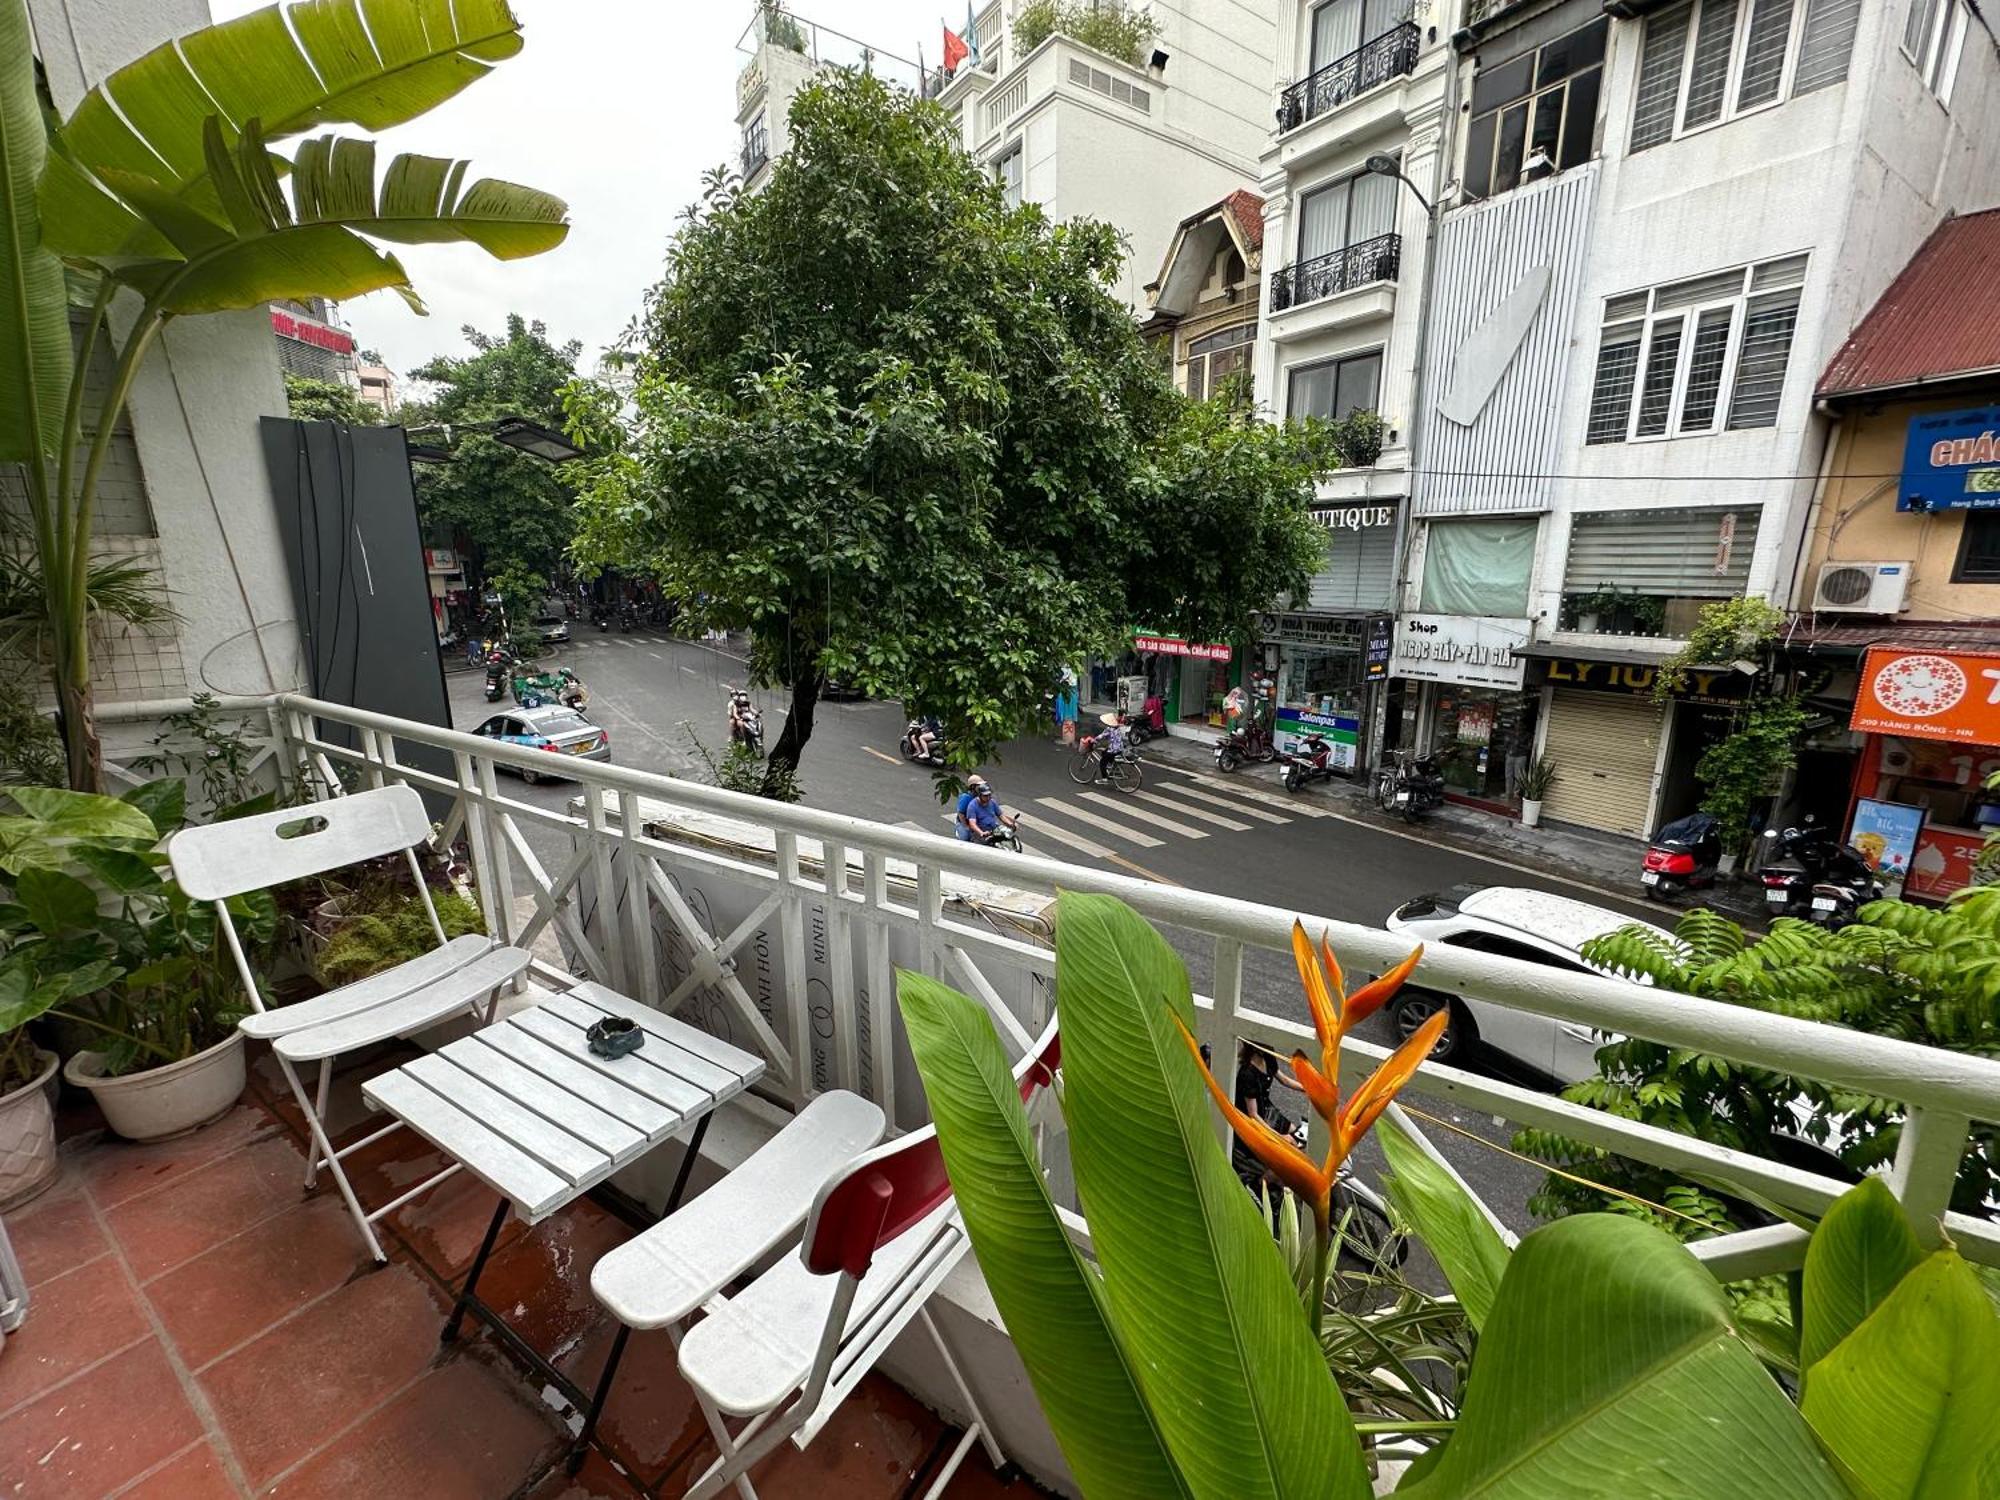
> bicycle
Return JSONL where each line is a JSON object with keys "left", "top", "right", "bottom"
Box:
{"left": 1068, "top": 737, "right": 1142, "bottom": 792}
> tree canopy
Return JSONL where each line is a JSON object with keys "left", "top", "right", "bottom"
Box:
{"left": 408, "top": 315, "right": 584, "bottom": 621}
{"left": 572, "top": 70, "right": 1330, "bottom": 784}
{"left": 283, "top": 373, "right": 381, "bottom": 426}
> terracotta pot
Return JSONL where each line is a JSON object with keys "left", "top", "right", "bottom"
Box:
{"left": 0, "top": 1048, "right": 61, "bottom": 1209}
{"left": 64, "top": 1032, "right": 246, "bottom": 1143}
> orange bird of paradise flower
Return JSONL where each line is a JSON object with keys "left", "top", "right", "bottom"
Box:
{"left": 1175, "top": 922, "right": 1442, "bottom": 1239}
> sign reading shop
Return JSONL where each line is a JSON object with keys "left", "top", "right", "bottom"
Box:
{"left": 1901, "top": 404, "right": 2000, "bottom": 511}
{"left": 1392, "top": 614, "right": 1529, "bottom": 690}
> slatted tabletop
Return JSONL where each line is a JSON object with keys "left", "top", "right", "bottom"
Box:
{"left": 363, "top": 983, "right": 766, "bottom": 1223}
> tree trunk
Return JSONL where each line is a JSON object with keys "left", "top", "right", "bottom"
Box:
{"left": 763, "top": 663, "right": 823, "bottom": 796}
{"left": 56, "top": 673, "right": 104, "bottom": 794}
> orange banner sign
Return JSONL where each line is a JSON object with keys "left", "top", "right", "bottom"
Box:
{"left": 1851, "top": 647, "right": 2000, "bottom": 745}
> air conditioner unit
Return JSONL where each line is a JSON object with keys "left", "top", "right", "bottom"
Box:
{"left": 1813, "top": 561, "right": 1911, "bottom": 614}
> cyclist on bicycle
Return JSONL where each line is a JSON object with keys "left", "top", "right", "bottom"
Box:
{"left": 954, "top": 776, "right": 1019, "bottom": 844}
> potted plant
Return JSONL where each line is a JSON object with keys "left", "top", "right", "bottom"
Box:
{"left": 0, "top": 1014, "right": 60, "bottom": 1209}
{"left": 1518, "top": 756, "right": 1555, "bottom": 828}
{"left": 1, "top": 782, "right": 275, "bottom": 1142}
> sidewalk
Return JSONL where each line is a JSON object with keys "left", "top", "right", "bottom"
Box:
{"left": 1138, "top": 734, "right": 1771, "bottom": 926}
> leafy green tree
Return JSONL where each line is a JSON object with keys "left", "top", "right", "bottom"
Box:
{"left": 408, "top": 316, "right": 584, "bottom": 625}
{"left": 574, "top": 71, "right": 1328, "bottom": 790}
{"left": 283, "top": 373, "right": 380, "bottom": 426}
{"left": 1517, "top": 895, "right": 2000, "bottom": 1234}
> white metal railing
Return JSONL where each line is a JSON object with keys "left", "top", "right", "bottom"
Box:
{"left": 97, "top": 692, "right": 2000, "bottom": 1278}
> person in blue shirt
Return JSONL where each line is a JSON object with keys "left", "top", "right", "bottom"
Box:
{"left": 954, "top": 775, "right": 1019, "bottom": 844}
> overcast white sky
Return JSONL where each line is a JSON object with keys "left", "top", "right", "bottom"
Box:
{"left": 208, "top": 1, "right": 958, "bottom": 378}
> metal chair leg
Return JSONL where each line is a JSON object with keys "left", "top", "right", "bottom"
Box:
{"left": 277, "top": 1055, "right": 386, "bottom": 1262}
{"left": 566, "top": 1323, "right": 631, "bottom": 1473}
{"left": 304, "top": 1058, "right": 333, "bottom": 1190}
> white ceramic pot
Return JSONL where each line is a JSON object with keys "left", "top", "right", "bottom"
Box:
{"left": 0, "top": 1049, "right": 61, "bottom": 1209}
{"left": 1718, "top": 850, "right": 1739, "bottom": 877}
{"left": 65, "top": 1032, "right": 246, "bottom": 1143}
{"left": 1520, "top": 798, "right": 1544, "bottom": 830}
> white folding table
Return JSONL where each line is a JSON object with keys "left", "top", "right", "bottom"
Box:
{"left": 361, "top": 982, "right": 765, "bottom": 1441}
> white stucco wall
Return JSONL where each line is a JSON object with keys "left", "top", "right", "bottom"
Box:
{"left": 27, "top": 0, "right": 304, "bottom": 702}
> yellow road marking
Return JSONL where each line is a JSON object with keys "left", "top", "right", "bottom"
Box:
{"left": 863, "top": 746, "right": 901, "bottom": 765}
{"left": 1106, "top": 852, "right": 1182, "bottom": 886}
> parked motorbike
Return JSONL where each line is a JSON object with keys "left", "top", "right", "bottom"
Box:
{"left": 482, "top": 646, "right": 514, "bottom": 703}
{"left": 1125, "top": 695, "right": 1168, "bottom": 745}
{"left": 1641, "top": 812, "right": 1722, "bottom": 899}
{"left": 1214, "top": 718, "right": 1277, "bottom": 772}
{"left": 1758, "top": 821, "right": 1881, "bottom": 927}
{"left": 901, "top": 718, "right": 946, "bottom": 766}
{"left": 1371, "top": 747, "right": 1445, "bottom": 821}
{"left": 591, "top": 606, "right": 610, "bottom": 633}
{"left": 1282, "top": 735, "right": 1340, "bottom": 795}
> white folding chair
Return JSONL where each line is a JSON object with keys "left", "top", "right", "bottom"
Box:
{"left": 673, "top": 1016, "right": 1062, "bottom": 1500}
{"left": 167, "top": 784, "right": 531, "bottom": 1261}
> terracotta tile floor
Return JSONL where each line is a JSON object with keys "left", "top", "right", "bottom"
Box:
{"left": 0, "top": 1055, "right": 1047, "bottom": 1499}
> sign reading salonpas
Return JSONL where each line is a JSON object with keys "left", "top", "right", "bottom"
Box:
{"left": 1393, "top": 615, "right": 1529, "bottom": 689}
{"left": 1901, "top": 405, "right": 2000, "bottom": 511}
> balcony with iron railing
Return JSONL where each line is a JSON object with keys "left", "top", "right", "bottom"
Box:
{"left": 1268, "top": 231, "right": 1401, "bottom": 313}
{"left": 50, "top": 689, "right": 2000, "bottom": 1493}
{"left": 1276, "top": 22, "right": 1421, "bottom": 134}
{"left": 741, "top": 121, "right": 770, "bottom": 181}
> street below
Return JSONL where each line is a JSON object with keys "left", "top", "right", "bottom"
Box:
{"left": 451, "top": 629, "right": 1666, "bottom": 1237}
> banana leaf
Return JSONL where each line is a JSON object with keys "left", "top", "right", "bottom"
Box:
{"left": 1052, "top": 891, "right": 1369, "bottom": 1500}
{"left": 1796, "top": 1175, "right": 1926, "bottom": 1377}
{"left": 1395, "top": 1214, "right": 1848, "bottom": 1498}
{"left": 1377, "top": 1111, "right": 1510, "bottom": 1331}
{"left": 0, "top": 0, "right": 74, "bottom": 467}
{"left": 40, "top": 0, "right": 526, "bottom": 255}
{"left": 897, "top": 972, "right": 1190, "bottom": 1500}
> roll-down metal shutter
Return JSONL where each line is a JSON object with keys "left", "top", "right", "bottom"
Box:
{"left": 1562, "top": 506, "right": 1760, "bottom": 598}
{"left": 1308, "top": 523, "right": 1398, "bottom": 611}
{"left": 1539, "top": 688, "right": 1662, "bottom": 838}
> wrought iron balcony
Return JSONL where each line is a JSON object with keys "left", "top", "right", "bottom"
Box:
{"left": 741, "top": 138, "right": 769, "bottom": 180}
{"left": 1275, "top": 22, "right": 1421, "bottom": 132}
{"left": 1268, "top": 232, "right": 1401, "bottom": 313}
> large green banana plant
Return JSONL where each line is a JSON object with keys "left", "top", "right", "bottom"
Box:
{"left": 0, "top": 0, "right": 566, "bottom": 790}
{"left": 900, "top": 894, "right": 1998, "bottom": 1497}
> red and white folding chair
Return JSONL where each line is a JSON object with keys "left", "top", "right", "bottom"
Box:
{"left": 673, "top": 1016, "right": 1061, "bottom": 1500}
{"left": 167, "top": 785, "right": 531, "bottom": 1261}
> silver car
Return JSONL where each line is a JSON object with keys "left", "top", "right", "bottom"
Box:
{"left": 472, "top": 705, "right": 609, "bottom": 784}
{"left": 1385, "top": 885, "right": 1674, "bottom": 1085}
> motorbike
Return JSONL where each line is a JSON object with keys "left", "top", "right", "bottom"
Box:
{"left": 617, "top": 602, "right": 636, "bottom": 634}
{"left": 972, "top": 823, "right": 1026, "bottom": 854}
{"left": 591, "top": 606, "right": 610, "bottom": 633}
{"left": 1281, "top": 734, "right": 1340, "bottom": 795}
{"left": 730, "top": 705, "right": 766, "bottom": 757}
{"left": 1641, "top": 812, "right": 1722, "bottom": 899}
{"left": 900, "top": 719, "right": 946, "bottom": 766}
{"left": 481, "top": 646, "right": 514, "bottom": 702}
{"left": 1125, "top": 695, "right": 1168, "bottom": 745}
{"left": 512, "top": 666, "right": 584, "bottom": 711}
{"left": 1758, "top": 821, "right": 1881, "bottom": 928}
{"left": 1371, "top": 747, "right": 1445, "bottom": 821}
{"left": 1214, "top": 718, "right": 1277, "bottom": 772}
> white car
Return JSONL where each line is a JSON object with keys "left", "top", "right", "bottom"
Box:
{"left": 1384, "top": 886, "right": 1675, "bottom": 1085}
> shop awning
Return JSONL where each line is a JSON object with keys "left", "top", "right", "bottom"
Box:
{"left": 1133, "top": 633, "right": 1232, "bottom": 661}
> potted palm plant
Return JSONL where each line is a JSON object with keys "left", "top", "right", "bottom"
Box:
{"left": 1518, "top": 756, "right": 1556, "bottom": 829}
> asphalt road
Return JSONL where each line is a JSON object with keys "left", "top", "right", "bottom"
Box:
{"left": 450, "top": 627, "right": 1662, "bottom": 1238}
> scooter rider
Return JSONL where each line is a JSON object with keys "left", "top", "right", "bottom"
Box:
{"left": 955, "top": 776, "right": 1020, "bottom": 844}
{"left": 914, "top": 714, "right": 942, "bottom": 763}
{"left": 727, "top": 689, "right": 757, "bottom": 745}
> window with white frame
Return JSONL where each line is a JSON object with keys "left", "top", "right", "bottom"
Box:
{"left": 996, "top": 145, "right": 1023, "bottom": 210}
{"left": 1903, "top": 0, "right": 1967, "bottom": 103}
{"left": 1185, "top": 324, "right": 1256, "bottom": 401}
{"left": 1629, "top": 0, "right": 1862, "bottom": 153}
{"left": 1584, "top": 254, "right": 1806, "bottom": 444}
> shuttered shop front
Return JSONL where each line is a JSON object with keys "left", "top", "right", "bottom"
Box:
{"left": 1562, "top": 506, "right": 1760, "bottom": 598}
{"left": 1540, "top": 689, "right": 1662, "bottom": 837}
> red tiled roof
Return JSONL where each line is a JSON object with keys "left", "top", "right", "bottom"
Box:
{"left": 1221, "top": 189, "right": 1265, "bottom": 251}
{"left": 1818, "top": 208, "right": 2000, "bottom": 398}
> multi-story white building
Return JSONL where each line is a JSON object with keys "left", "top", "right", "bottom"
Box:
{"left": 1246, "top": 0, "right": 1454, "bottom": 773}
{"left": 1392, "top": 0, "right": 2000, "bottom": 840}
{"left": 935, "top": 2, "right": 1278, "bottom": 310}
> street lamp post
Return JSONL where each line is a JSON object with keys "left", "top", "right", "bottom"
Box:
{"left": 1363, "top": 150, "right": 1443, "bottom": 767}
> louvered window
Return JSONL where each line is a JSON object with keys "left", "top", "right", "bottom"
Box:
{"left": 1584, "top": 255, "right": 1805, "bottom": 444}
{"left": 1629, "top": 0, "right": 1857, "bottom": 153}
{"left": 1902, "top": 0, "right": 1968, "bottom": 103}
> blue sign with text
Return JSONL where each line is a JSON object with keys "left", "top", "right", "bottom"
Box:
{"left": 1901, "top": 404, "right": 2000, "bottom": 511}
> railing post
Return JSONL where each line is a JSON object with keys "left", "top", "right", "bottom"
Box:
{"left": 1206, "top": 937, "right": 1244, "bottom": 1148}
{"left": 359, "top": 728, "right": 386, "bottom": 790}
{"left": 583, "top": 784, "right": 629, "bottom": 995}
{"left": 774, "top": 832, "right": 813, "bottom": 1107}
{"left": 617, "top": 792, "right": 659, "bottom": 1006}
{"left": 1888, "top": 1105, "right": 1971, "bottom": 1249}
{"left": 862, "top": 851, "right": 896, "bottom": 1120}
{"left": 825, "top": 839, "right": 859, "bottom": 1096}
{"left": 473, "top": 758, "right": 521, "bottom": 951}
{"left": 454, "top": 750, "right": 500, "bottom": 938}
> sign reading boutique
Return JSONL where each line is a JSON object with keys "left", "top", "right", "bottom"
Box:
{"left": 1392, "top": 615, "right": 1529, "bottom": 690}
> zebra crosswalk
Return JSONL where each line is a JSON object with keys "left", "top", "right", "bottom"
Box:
{"left": 1021, "top": 763, "right": 1312, "bottom": 858}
